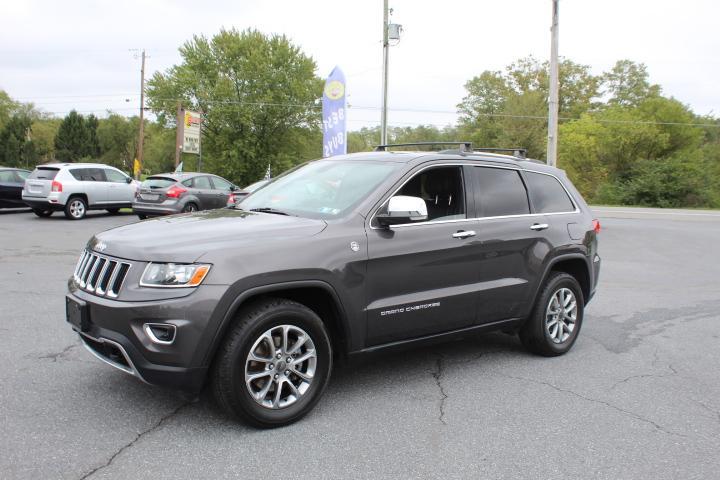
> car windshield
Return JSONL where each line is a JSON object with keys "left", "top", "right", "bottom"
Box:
{"left": 239, "top": 160, "right": 400, "bottom": 219}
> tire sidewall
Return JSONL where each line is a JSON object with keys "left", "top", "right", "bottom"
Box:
{"left": 223, "top": 302, "right": 332, "bottom": 427}
{"left": 183, "top": 203, "right": 198, "bottom": 213}
{"left": 536, "top": 274, "right": 584, "bottom": 354}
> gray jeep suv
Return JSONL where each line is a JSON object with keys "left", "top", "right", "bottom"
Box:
{"left": 65, "top": 144, "right": 600, "bottom": 427}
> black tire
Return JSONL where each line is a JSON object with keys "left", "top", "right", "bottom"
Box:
{"left": 137, "top": 213, "right": 148, "bottom": 220}
{"left": 182, "top": 203, "right": 198, "bottom": 213}
{"left": 212, "top": 298, "right": 333, "bottom": 428}
{"left": 519, "top": 272, "right": 584, "bottom": 357}
{"left": 64, "top": 196, "right": 88, "bottom": 220}
{"left": 32, "top": 208, "right": 53, "bottom": 218}
{"left": 106, "top": 208, "right": 120, "bottom": 215}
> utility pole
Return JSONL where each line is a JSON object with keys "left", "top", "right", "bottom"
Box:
{"left": 546, "top": 0, "right": 560, "bottom": 167}
{"left": 380, "top": 0, "right": 389, "bottom": 145}
{"left": 174, "top": 102, "right": 183, "bottom": 168}
{"left": 135, "top": 49, "right": 146, "bottom": 179}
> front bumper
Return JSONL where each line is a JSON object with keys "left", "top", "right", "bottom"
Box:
{"left": 67, "top": 284, "right": 229, "bottom": 392}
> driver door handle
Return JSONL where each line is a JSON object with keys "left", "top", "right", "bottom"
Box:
{"left": 452, "top": 230, "right": 476, "bottom": 239}
{"left": 530, "top": 223, "right": 549, "bottom": 231}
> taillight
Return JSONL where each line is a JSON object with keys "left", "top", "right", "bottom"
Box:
{"left": 592, "top": 219, "right": 601, "bottom": 234}
{"left": 226, "top": 193, "right": 236, "bottom": 206}
{"left": 51, "top": 180, "right": 62, "bottom": 192}
{"left": 166, "top": 185, "right": 187, "bottom": 198}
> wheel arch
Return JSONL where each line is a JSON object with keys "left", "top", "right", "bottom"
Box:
{"left": 541, "top": 254, "right": 591, "bottom": 305}
{"left": 204, "top": 281, "right": 351, "bottom": 367}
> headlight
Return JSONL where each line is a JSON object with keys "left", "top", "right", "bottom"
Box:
{"left": 140, "top": 263, "right": 211, "bottom": 288}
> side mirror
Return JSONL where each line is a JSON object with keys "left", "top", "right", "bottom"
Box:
{"left": 125, "top": 176, "right": 133, "bottom": 184}
{"left": 376, "top": 195, "right": 428, "bottom": 227}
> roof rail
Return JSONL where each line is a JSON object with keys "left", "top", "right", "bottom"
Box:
{"left": 374, "top": 142, "right": 473, "bottom": 153}
{"left": 472, "top": 147, "right": 527, "bottom": 159}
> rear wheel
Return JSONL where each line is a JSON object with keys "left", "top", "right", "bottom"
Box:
{"left": 212, "top": 298, "right": 333, "bottom": 428}
{"left": 182, "top": 203, "right": 198, "bottom": 213}
{"left": 137, "top": 213, "right": 147, "bottom": 220}
{"left": 519, "top": 272, "right": 584, "bottom": 356}
{"left": 64, "top": 197, "right": 87, "bottom": 220}
{"left": 32, "top": 208, "right": 53, "bottom": 218}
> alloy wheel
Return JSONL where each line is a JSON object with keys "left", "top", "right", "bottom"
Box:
{"left": 544, "top": 287, "right": 577, "bottom": 344}
{"left": 244, "top": 325, "right": 317, "bottom": 409}
{"left": 69, "top": 199, "right": 85, "bottom": 219}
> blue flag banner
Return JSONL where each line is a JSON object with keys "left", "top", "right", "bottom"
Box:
{"left": 322, "top": 66, "right": 347, "bottom": 157}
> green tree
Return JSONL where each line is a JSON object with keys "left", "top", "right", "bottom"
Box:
{"left": 97, "top": 113, "right": 135, "bottom": 169}
{"left": 602, "top": 60, "right": 661, "bottom": 107}
{"left": 85, "top": 114, "right": 100, "bottom": 158}
{"left": 147, "top": 28, "right": 323, "bottom": 185}
{"left": 54, "top": 110, "right": 89, "bottom": 162}
{"left": 0, "top": 115, "right": 33, "bottom": 168}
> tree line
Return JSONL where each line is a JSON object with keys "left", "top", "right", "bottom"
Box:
{"left": 1, "top": 28, "right": 718, "bottom": 207}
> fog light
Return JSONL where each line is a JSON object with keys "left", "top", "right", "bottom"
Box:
{"left": 143, "top": 323, "right": 177, "bottom": 344}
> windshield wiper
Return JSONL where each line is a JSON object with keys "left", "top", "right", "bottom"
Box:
{"left": 249, "top": 207, "right": 290, "bottom": 216}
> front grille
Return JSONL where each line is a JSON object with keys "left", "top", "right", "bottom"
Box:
{"left": 73, "top": 250, "right": 131, "bottom": 298}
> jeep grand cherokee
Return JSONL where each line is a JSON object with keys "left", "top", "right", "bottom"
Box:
{"left": 66, "top": 143, "right": 600, "bottom": 428}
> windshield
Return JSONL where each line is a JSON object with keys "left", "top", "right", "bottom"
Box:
{"left": 239, "top": 160, "right": 400, "bottom": 219}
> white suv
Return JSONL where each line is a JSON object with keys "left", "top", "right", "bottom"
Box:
{"left": 22, "top": 163, "right": 138, "bottom": 220}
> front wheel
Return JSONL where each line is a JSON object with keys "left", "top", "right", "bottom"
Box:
{"left": 519, "top": 272, "right": 584, "bottom": 357}
{"left": 212, "top": 298, "right": 333, "bottom": 428}
{"left": 64, "top": 197, "right": 87, "bottom": 220}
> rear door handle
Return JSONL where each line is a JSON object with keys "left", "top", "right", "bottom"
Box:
{"left": 530, "top": 223, "right": 549, "bottom": 231}
{"left": 452, "top": 230, "right": 476, "bottom": 239}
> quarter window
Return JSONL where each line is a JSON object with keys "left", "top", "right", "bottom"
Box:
{"left": 524, "top": 172, "right": 575, "bottom": 213}
{"left": 393, "top": 166, "right": 466, "bottom": 222}
{"left": 474, "top": 167, "right": 530, "bottom": 217}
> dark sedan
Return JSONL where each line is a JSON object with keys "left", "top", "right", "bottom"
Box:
{"left": 0, "top": 167, "right": 31, "bottom": 209}
{"left": 133, "top": 172, "right": 238, "bottom": 219}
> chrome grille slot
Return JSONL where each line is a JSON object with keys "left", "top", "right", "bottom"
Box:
{"left": 73, "top": 250, "right": 131, "bottom": 298}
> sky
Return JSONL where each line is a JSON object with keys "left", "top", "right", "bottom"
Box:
{"left": 1, "top": 0, "right": 719, "bottom": 130}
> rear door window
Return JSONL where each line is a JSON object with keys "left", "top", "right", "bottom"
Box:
{"left": 0, "top": 171, "right": 15, "bottom": 182}
{"left": 29, "top": 167, "right": 59, "bottom": 180}
{"left": 473, "top": 167, "right": 530, "bottom": 217}
{"left": 524, "top": 171, "right": 575, "bottom": 213}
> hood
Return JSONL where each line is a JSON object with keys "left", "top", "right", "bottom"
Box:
{"left": 89, "top": 209, "right": 327, "bottom": 262}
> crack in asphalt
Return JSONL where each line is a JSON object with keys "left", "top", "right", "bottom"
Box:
{"left": 610, "top": 349, "right": 679, "bottom": 389}
{"left": 78, "top": 402, "right": 190, "bottom": 480}
{"left": 38, "top": 343, "right": 80, "bottom": 362}
{"left": 499, "top": 373, "right": 686, "bottom": 438}
{"left": 431, "top": 355, "right": 448, "bottom": 425}
{"left": 695, "top": 400, "right": 720, "bottom": 424}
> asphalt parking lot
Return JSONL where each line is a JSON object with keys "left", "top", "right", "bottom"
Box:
{"left": 1, "top": 206, "right": 720, "bottom": 479}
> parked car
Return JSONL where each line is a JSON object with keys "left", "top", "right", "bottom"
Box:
{"left": 22, "top": 163, "right": 137, "bottom": 219}
{"left": 226, "top": 179, "right": 270, "bottom": 207}
{"left": 66, "top": 142, "right": 600, "bottom": 428}
{"left": 0, "top": 167, "right": 31, "bottom": 209}
{"left": 133, "top": 172, "right": 238, "bottom": 219}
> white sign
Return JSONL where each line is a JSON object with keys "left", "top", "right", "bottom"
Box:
{"left": 182, "top": 111, "right": 202, "bottom": 155}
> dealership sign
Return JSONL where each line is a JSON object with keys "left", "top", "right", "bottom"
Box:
{"left": 182, "top": 110, "right": 202, "bottom": 155}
